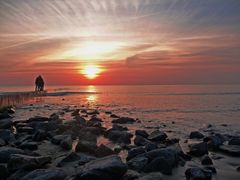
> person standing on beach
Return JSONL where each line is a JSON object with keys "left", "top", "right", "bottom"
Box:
{"left": 35, "top": 75, "right": 45, "bottom": 92}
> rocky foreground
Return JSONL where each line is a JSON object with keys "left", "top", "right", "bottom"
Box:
{"left": 0, "top": 106, "right": 240, "bottom": 180}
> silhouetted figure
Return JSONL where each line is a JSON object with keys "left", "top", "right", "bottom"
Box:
{"left": 35, "top": 75, "right": 44, "bottom": 92}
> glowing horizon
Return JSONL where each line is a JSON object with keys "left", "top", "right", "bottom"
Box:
{"left": 0, "top": 0, "right": 240, "bottom": 85}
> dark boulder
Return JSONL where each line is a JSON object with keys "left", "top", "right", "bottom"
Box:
{"left": 0, "top": 112, "right": 11, "bottom": 120}
{"left": 107, "top": 130, "right": 133, "bottom": 144}
{"left": 21, "top": 169, "right": 66, "bottom": 180}
{"left": 17, "top": 126, "right": 34, "bottom": 134}
{"left": 134, "top": 135, "right": 151, "bottom": 146}
{"left": 75, "top": 155, "right": 127, "bottom": 180}
{"left": 57, "top": 152, "right": 80, "bottom": 167}
{"left": 0, "top": 164, "right": 8, "bottom": 180}
{"left": 219, "top": 145, "right": 240, "bottom": 157}
{"left": 201, "top": 155, "right": 213, "bottom": 165}
{"left": 7, "top": 154, "right": 51, "bottom": 172}
{"left": 110, "top": 114, "right": 120, "bottom": 118}
{"left": 0, "top": 129, "right": 15, "bottom": 143}
{"left": 204, "top": 134, "right": 224, "bottom": 150}
{"left": 95, "top": 144, "right": 115, "bottom": 157}
{"left": 0, "top": 147, "right": 25, "bottom": 163}
{"left": 51, "top": 135, "right": 70, "bottom": 145}
{"left": 136, "top": 172, "right": 164, "bottom": 180}
{"left": 135, "top": 130, "right": 149, "bottom": 138}
{"left": 185, "top": 167, "right": 212, "bottom": 180}
{"left": 148, "top": 130, "right": 167, "bottom": 142}
{"left": 112, "top": 117, "right": 135, "bottom": 124}
{"left": 189, "top": 142, "right": 208, "bottom": 156}
{"left": 32, "top": 130, "right": 48, "bottom": 141}
{"left": 20, "top": 141, "right": 38, "bottom": 150}
{"left": 75, "top": 140, "right": 98, "bottom": 154}
{"left": 111, "top": 124, "right": 128, "bottom": 131}
{"left": 127, "top": 147, "right": 146, "bottom": 161}
{"left": 0, "top": 119, "right": 13, "bottom": 129}
{"left": 127, "top": 156, "right": 149, "bottom": 172}
{"left": 60, "top": 135, "right": 73, "bottom": 150}
{"left": 190, "top": 131, "right": 204, "bottom": 139}
{"left": 228, "top": 137, "right": 240, "bottom": 146}
{"left": 123, "top": 170, "right": 140, "bottom": 180}
{"left": 28, "top": 116, "right": 49, "bottom": 123}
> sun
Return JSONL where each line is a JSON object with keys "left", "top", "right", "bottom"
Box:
{"left": 81, "top": 65, "right": 102, "bottom": 79}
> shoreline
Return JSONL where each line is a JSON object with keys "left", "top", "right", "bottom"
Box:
{"left": 0, "top": 101, "right": 240, "bottom": 180}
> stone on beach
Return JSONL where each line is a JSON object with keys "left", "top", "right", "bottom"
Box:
{"left": 188, "top": 142, "right": 208, "bottom": 156}
{"left": 134, "top": 135, "right": 151, "bottom": 146}
{"left": 7, "top": 154, "right": 51, "bottom": 172}
{"left": 190, "top": 131, "right": 204, "bottom": 139}
{"left": 95, "top": 144, "right": 115, "bottom": 157}
{"left": 75, "top": 155, "right": 127, "bottom": 180}
{"left": 135, "top": 130, "right": 149, "bottom": 138}
{"left": 127, "top": 146, "right": 146, "bottom": 161}
{"left": 21, "top": 169, "right": 66, "bottom": 180}
{"left": 0, "top": 147, "right": 25, "bottom": 163}
{"left": 0, "top": 119, "right": 13, "bottom": 129}
{"left": 75, "top": 140, "right": 98, "bottom": 154}
{"left": 60, "top": 135, "right": 73, "bottom": 150}
{"left": 107, "top": 130, "right": 133, "bottom": 144}
{"left": 112, "top": 117, "right": 135, "bottom": 124}
{"left": 201, "top": 155, "right": 213, "bottom": 165}
{"left": 20, "top": 141, "right": 38, "bottom": 150}
{"left": 185, "top": 167, "right": 212, "bottom": 180}
{"left": 136, "top": 172, "right": 164, "bottom": 180}
{"left": 148, "top": 130, "right": 167, "bottom": 142}
{"left": 228, "top": 137, "right": 240, "bottom": 146}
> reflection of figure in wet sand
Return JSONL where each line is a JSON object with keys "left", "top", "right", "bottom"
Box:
{"left": 35, "top": 75, "right": 45, "bottom": 92}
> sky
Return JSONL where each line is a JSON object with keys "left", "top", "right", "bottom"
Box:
{"left": 0, "top": 0, "right": 240, "bottom": 85}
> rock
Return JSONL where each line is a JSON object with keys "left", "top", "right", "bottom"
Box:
{"left": 185, "top": 167, "right": 212, "bottom": 180}
{"left": 189, "top": 142, "right": 208, "bottom": 156}
{"left": 0, "top": 138, "right": 5, "bottom": 146}
{"left": 219, "top": 145, "right": 240, "bottom": 156}
{"left": 0, "top": 119, "right": 13, "bottom": 129}
{"left": 57, "top": 152, "right": 80, "bottom": 167}
{"left": 21, "top": 169, "right": 66, "bottom": 180}
{"left": 236, "top": 166, "right": 240, "bottom": 172}
{"left": 123, "top": 170, "right": 140, "bottom": 180}
{"left": 136, "top": 172, "right": 164, "bottom": 180}
{"left": 135, "top": 130, "right": 149, "bottom": 138}
{"left": 7, "top": 169, "right": 30, "bottom": 180}
{"left": 127, "top": 156, "right": 149, "bottom": 172}
{"left": 201, "top": 155, "right": 213, "bottom": 165}
{"left": 28, "top": 116, "right": 49, "bottom": 122}
{"left": 76, "top": 155, "right": 127, "bottom": 180}
{"left": 72, "top": 109, "right": 80, "bottom": 116}
{"left": 75, "top": 115, "right": 86, "bottom": 125}
{"left": 111, "top": 124, "right": 128, "bottom": 131}
{"left": 204, "top": 167, "right": 217, "bottom": 174}
{"left": 51, "top": 135, "right": 69, "bottom": 145}
{"left": 229, "top": 137, "right": 240, "bottom": 146}
{"left": 134, "top": 135, "right": 151, "bottom": 146}
{"left": 8, "top": 154, "right": 51, "bottom": 172}
{"left": 112, "top": 117, "right": 135, "bottom": 124}
{"left": 14, "top": 134, "right": 32, "bottom": 146}
{"left": 143, "top": 156, "right": 173, "bottom": 175}
{"left": 87, "top": 110, "right": 99, "bottom": 115}
{"left": 20, "top": 142, "right": 38, "bottom": 150}
{"left": 204, "top": 134, "right": 224, "bottom": 149}
{"left": 110, "top": 114, "right": 120, "bottom": 118}
{"left": 190, "top": 131, "right": 204, "bottom": 139}
{"left": 32, "top": 130, "right": 48, "bottom": 141}
{"left": 0, "top": 147, "right": 25, "bottom": 163}
{"left": 127, "top": 147, "right": 146, "bottom": 161}
{"left": 0, "top": 112, "right": 11, "bottom": 120}
{"left": 148, "top": 130, "right": 167, "bottom": 142}
{"left": 17, "top": 126, "right": 34, "bottom": 134}
{"left": 95, "top": 144, "right": 115, "bottom": 157}
{"left": 78, "top": 154, "right": 96, "bottom": 166}
{"left": 0, "top": 164, "right": 8, "bottom": 180}
{"left": 0, "top": 129, "right": 15, "bottom": 143}
{"left": 143, "top": 148, "right": 179, "bottom": 174}
{"left": 107, "top": 130, "right": 133, "bottom": 144}
{"left": 145, "top": 142, "right": 158, "bottom": 151}
{"left": 60, "top": 135, "right": 73, "bottom": 150}
{"left": 75, "top": 140, "right": 98, "bottom": 154}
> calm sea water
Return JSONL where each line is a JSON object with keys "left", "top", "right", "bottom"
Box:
{"left": 1, "top": 85, "right": 240, "bottom": 129}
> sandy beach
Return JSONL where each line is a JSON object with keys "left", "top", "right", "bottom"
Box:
{"left": 0, "top": 86, "right": 240, "bottom": 180}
